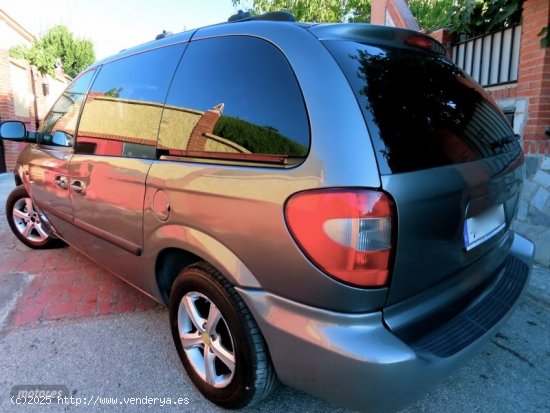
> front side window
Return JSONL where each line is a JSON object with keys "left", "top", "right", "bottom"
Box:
{"left": 76, "top": 44, "right": 185, "bottom": 159}
{"left": 158, "top": 36, "right": 310, "bottom": 165}
{"left": 39, "top": 69, "right": 96, "bottom": 148}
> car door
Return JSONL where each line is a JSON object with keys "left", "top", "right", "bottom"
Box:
{"left": 69, "top": 44, "right": 185, "bottom": 289}
{"left": 27, "top": 69, "right": 96, "bottom": 247}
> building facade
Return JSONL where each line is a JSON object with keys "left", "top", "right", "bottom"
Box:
{"left": 0, "top": 9, "right": 69, "bottom": 172}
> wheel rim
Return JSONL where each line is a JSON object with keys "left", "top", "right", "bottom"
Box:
{"left": 178, "top": 291, "right": 236, "bottom": 388}
{"left": 12, "top": 197, "right": 49, "bottom": 243}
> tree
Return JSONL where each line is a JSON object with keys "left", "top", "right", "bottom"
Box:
{"left": 231, "top": 0, "right": 371, "bottom": 23}
{"left": 448, "top": 0, "right": 523, "bottom": 36}
{"left": 408, "top": 0, "right": 454, "bottom": 32}
{"left": 9, "top": 25, "right": 95, "bottom": 78}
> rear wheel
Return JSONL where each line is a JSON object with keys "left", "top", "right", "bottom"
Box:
{"left": 169, "top": 262, "right": 277, "bottom": 408}
{"left": 6, "top": 186, "right": 63, "bottom": 249}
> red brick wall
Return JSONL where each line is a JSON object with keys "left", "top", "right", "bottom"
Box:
{"left": 371, "top": 0, "right": 419, "bottom": 30}
{"left": 187, "top": 109, "right": 221, "bottom": 151}
{"left": 0, "top": 48, "right": 16, "bottom": 172}
{"left": 517, "top": 0, "right": 550, "bottom": 155}
{"left": 429, "top": 29, "right": 456, "bottom": 57}
{"left": 0, "top": 54, "right": 69, "bottom": 171}
{"left": 371, "top": 0, "right": 386, "bottom": 26}
{"left": 0, "top": 52, "right": 39, "bottom": 171}
{"left": 487, "top": 86, "right": 518, "bottom": 101}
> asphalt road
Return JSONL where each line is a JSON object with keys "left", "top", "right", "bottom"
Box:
{"left": 0, "top": 172, "right": 549, "bottom": 413}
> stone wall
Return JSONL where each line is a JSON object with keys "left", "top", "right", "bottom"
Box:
{"left": 513, "top": 156, "right": 550, "bottom": 267}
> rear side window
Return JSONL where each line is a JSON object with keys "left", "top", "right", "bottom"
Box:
{"left": 324, "top": 41, "right": 521, "bottom": 174}
{"left": 76, "top": 44, "right": 185, "bottom": 159}
{"left": 39, "top": 69, "right": 96, "bottom": 148}
{"left": 158, "top": 36, "right": 309, "bottom": 165}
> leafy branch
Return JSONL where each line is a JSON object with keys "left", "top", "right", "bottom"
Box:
{"left": 9, "top": 25, "right": 95, "bottom": 78}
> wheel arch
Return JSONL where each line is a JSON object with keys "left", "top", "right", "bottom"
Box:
{"left": 151, "top": 226, "right": 262, "bottom": 304}
{"left": 155, "top": 248, "right": 202, "bottom": 304}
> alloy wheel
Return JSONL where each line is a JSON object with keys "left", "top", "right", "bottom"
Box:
{"left": 178, "top": 291, "right": 236, "bottom": 388}
{"left": 12, "top": 197, "right": 49, "bottom": 243}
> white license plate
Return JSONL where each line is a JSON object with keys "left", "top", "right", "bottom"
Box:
{"left": 464, "top": 204, "right": 506, "bottom": 251}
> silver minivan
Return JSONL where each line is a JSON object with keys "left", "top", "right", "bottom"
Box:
{"left": 0, "top": 12, "right": 534, "bottom": 412}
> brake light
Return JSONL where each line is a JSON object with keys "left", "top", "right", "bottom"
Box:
{"left": 405, "top": 35, "right": 433, "bottom": 50}
{"left": 405, "top": 34, "right": 447, "bottom": 55}
{"left": 285, "top": 189, "right": 395, "bottom": 287}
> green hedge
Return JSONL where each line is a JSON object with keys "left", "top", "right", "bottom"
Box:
{"left": 213, "top": 116, "right": 307, "bottom": 156}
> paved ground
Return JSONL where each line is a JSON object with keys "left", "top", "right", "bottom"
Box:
{"left": 0, "top": 172, "right": 549, "bottom": 413}
{"left": 0, "top": 174, "right": 157, "bottom": 330}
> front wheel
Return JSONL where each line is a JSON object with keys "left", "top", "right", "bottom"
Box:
{"left": 6, "top": 186, "right": 63, "bottom": 249}
{"left": 169, "top": 262, "right": 277, "bottom": 408}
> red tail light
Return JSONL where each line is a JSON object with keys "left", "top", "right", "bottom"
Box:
{"left": 404, "top": 35, "right": 447, "bottom": 56}
{"left": 405, "top": 35, "right": 433, "bottom": 50}
{"left": 285, "top": 189, "right": 395, "bottom": 288}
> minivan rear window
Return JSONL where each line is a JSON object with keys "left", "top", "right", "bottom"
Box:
{"left": 324, "top": 41, "right": 521, "bottom": 174}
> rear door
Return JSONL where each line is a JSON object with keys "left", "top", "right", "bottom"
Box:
{"left": 323, "top": 38, "right": 524, "bottom": 304}
{"left": 70, "top": 44, "right": 185, "bottom": 288}
{"left": 27, "top": 69, "right": 96, "bottom": 245}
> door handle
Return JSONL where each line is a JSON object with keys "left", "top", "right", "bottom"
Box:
{"left": 54, "top": 175, "right": 68, "bottom": 190}
{"left": 71, "top": 180, "right": 86, "bottom": 195}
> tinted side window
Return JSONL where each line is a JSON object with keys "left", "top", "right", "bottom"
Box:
{"left": 76, "top": 44, "right": 185, "bottom": 159}
{"left": 158, "top": 36, "right": 309, "bottom": 165}
{"left": 39, "top": 69, "right": 96, "bottom": 148}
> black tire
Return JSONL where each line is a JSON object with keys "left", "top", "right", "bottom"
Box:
{"left": 6, "top": 186, "right": 64, "bottom": 249}
{"left": 169, "top": 262, "right": 277, "bottom": 408}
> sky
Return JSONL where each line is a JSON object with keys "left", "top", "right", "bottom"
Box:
{"left": 1, "top": 0, "right": 253, "bottom": 60}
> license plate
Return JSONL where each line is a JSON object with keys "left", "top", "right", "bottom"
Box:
{"left": 463, "top": 204, "right": 506, "bottom": 251}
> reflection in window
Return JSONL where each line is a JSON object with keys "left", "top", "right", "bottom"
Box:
{"left": 39, "top": 69, "right": 96, "bottom": 147}
{"left": 325, "top": 41, "right": 521, "bottom": 174}
{"left": 76, "top": 44, "right": 185, "bottom": 159}
{"left": 158, "top": 36, "right": 309, "bottom": 165}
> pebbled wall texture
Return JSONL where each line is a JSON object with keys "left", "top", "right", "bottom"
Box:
{"left": 513, "top": 156, "right": 550, "bottom": 267}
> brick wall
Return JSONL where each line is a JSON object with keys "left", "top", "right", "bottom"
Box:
{"left": 0, "top": 56, "right": 37, "bottom": 172}
{"left": 371, "top": 0, "right": 419, "bottom": 30}
{"left": 516, "top": 0, "right": 550, "bottom": 156}
{"left": 0, "top": 49, "right": 18, "bottom": 173}
{"left": 0, "top": 11, "right": 70, "bottom": 172}
{"left": 504, "top": 0, "right": 550, "bottom": 267}
{"left": 0, "top": 59, "right": 69, "bottom": 171}
{"left": 187, "top": 105, "right": 223, "bottom": 152}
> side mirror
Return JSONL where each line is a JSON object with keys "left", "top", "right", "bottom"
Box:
{"left": 0, "top": 121, "right": 27, "bottom": 140}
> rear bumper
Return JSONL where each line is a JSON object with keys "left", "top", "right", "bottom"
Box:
{"left": 237, "top": 232, "right": 533, "bottom": 412}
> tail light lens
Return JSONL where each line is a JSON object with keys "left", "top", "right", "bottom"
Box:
{"left": 284, "top": 189, "right": 395, "bottom": 287}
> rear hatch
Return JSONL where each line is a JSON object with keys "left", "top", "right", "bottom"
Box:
{"left": 312, "top": 25, "right": 524, "bottom": 305}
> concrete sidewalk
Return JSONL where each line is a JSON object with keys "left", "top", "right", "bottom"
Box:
{"left": 0, "top": 171, "right": 549, "bottom": 413}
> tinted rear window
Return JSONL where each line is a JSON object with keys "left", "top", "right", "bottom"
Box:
{"left": 324, "top": 41, "right": 521, "bottom": 174}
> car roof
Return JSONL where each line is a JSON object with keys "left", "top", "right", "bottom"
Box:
{"left": 87, "top": 13, "right": 442, "bottom": 71}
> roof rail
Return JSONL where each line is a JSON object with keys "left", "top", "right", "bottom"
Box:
{"left": 228, "top": 10, "right": 296, "bottom": 23}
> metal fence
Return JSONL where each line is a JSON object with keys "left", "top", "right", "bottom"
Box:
{"left": 452, "top": 25, "right": 521, "bottom": 87}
